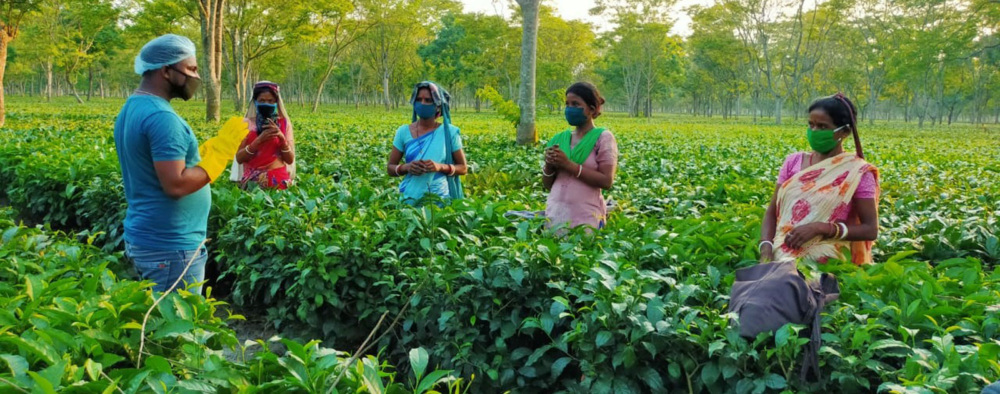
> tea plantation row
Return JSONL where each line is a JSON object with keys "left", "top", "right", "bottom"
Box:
{"left": 0, "top": 207, "right": 464, "bottom": 392}
{"left": 1, "top": 98, "right": 999, "bottom": 392}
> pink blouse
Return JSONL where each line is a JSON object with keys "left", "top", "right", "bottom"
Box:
{"left": 777, "top": 152, "right": 877, "bottom": 221}
{"left": 546, "top": 131, "right": 619, "bottom": 230}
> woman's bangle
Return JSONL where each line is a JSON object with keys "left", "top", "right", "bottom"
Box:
{"left": 829, "top": 223, "right": 840, "bottom": 239}
{"left": 394, "top": 164, "right": 403, "bottom": 177}
{"left": 280, "top": 146, "right": 292, "bottom": 153}
{"left": 758, "top": 240, "right": 774, "bottom": 252}
{"left": 838, "top": 223, "right": 849, "bottom": 240}
{"left": 576, "top": 164, "right": 583, "bottom": 178}
{"left": 448, "top": 164, "right": 456, "bottom": 176}
{"left": 244, "top": 146, "right": 256, "bottom": 155}
{"left": 542, "top": 167, "right": 555, "bottom": 177}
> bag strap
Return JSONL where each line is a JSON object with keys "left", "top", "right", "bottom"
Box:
{"left": 799, "top": 273, "right": 840, "bottom": 382}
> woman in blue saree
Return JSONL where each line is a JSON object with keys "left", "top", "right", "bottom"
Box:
{"left": 386, "top": 81, "right": 468, "bottom": 205}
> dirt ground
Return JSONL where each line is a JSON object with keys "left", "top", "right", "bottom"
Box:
{"left": 217, "top": 306, "right": 288, "bottom": 362}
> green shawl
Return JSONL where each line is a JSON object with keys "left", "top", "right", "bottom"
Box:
{"left": 546, "top": 127, "right": 606, "bottom": 165}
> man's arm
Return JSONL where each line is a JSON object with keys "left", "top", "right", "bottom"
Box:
{"left": 146, "top": 112, "right": 210, "bottom": 198}
{"left": 154, "top": 161, "right": 210, "bottom": 199}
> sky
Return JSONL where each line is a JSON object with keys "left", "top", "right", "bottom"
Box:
{"left": 458, "top": 0, "right": 716, "bottom": 37}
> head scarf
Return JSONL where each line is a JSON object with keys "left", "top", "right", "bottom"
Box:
{"left": 244, "top": 81, "right": 294, "bottom": 148}
{"left": 409, "top": 81, "right": 452, "bottom": 125}
{"left": 134, "top": 34, "right": 197, "bottom": 75}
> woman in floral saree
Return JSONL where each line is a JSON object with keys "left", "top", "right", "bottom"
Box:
{"left": 759, "top": 94, "right": 880, "bottom": 266}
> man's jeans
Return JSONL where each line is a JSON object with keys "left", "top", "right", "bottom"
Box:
{"left": 125, "top": 242, "right": 207, "bottom": 295}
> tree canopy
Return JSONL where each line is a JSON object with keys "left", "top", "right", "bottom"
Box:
{"left": 1, "top": 0, "right": 996, "bottom": 126}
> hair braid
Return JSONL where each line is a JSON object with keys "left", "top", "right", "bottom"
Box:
{"left": 833, "top": 93, "right": 863, "bottom": 159}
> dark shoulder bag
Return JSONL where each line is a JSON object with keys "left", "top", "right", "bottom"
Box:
{"left": 728, "top": 261, "right": 840, "bottom": 381}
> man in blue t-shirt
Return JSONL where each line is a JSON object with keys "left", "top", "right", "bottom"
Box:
{"left": 115, "top": 34, "right": 248, "bottom": 294}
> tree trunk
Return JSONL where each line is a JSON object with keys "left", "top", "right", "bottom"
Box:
{"left": 381, "top": 71, "right": 390, "bottom": 111}
{"left": 66, "top": 74, "right": 84, "bottom": 104}
{"left": 230, "top": 31, "right": 245, "bottom": 113}
{"left": 45, "top": 62, "right": 54, "bottom": 102}
{"left": 868, "top": 99, "right": 876, "bottom": 126}
{"left": 199, "top": 0, "right": 225, "bottom": 122}
{"left": 312, "top": 67, "right": 336, "bottom": 113}
{"left": 774, "top": 97, "right": 784, "bottom": 125}
{"left": 0, "top": 35, "right": 7, "bottom": 127}
{"left": 515, "top": 0, "right": 539, "bottom": 145}
{"left": 87, "top": 67, "right": 94, "bottom": 101}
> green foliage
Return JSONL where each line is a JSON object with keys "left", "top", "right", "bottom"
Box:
{"left": 475, "top": 86, "right": 520, "bottom": 127}
{"left": 0, "top": 99, "right": 998, "bottom": 392}
{"left": 1, "top": 0, "right": 998, "bottom": 125}
{"left": 0, "top": 208, "right": 462, "bottom": 392}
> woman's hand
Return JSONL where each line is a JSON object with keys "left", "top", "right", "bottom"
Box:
{"left": 760, "top": 243, "right": 774, "bottom": 263}
{"left": 418, "top": 160, "right": 447, "bottom": 174}
{"left": 545, "top": 146, "right": 572, "bottom": 170}
{"left": 274, "top": 131, "right": 288, "bottom": 150}
{"left": 784, "top": 222, "right": 832, "bottom": 250}
{"left": 252, "top": 122, "right": 282, "bottom": 149}
{"left": 407, "top": 162, "right": 434, "bottom": 176}
{"left": 403, "top": 163, "right": 420, "bottom": 176}
{"left": 422, "top": 160, "right": 440, "bottom": 172}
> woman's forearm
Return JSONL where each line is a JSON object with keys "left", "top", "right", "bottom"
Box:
{"left": 542, "top": 165, "right": 557, "bottom": 191}
{"left": 841, "top": 198, "right": 879, "bottom": 241}
{"left": 280, "top": 148, "right": 294, "bottom": 164}
{"left": 387, "top": 163, "right": 408, "bottom": 177}
{"left": 761, "top": 201, "right": 777, "bottom": 242}
{"left": 841, "top": 222, "right": 878, "bottom": 242}
{"left": 563, "top": 163, "right": 613, "bottom": 189}
{"left": 236, "top": 145, "right": 253, "bottom": 164}
{"left": 436, "top": 163, "right": 467, "bottom": 176}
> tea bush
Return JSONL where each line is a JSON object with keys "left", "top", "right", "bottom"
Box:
{"left": 1, "top": 98, "right": 998, "bottom": 392}
{"left": 0, "top": 208, "right": 463, "bottom": 392}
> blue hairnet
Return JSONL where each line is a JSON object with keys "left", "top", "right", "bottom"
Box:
{"left": 134, "top": 34, "right": 197, "bottom": 75}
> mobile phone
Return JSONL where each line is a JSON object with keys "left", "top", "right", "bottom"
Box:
{"left": 256, "top": 114, "right": 279, "bottom": 135}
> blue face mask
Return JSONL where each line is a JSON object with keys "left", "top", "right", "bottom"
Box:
{"left": 565, "top": 106, "right": 588, "bottom": 126}
{"left": 255, "top": 102, "right": 277, "bottom": 118}
{"left": 414, "top": 102, "right": 438, "bottom": 120}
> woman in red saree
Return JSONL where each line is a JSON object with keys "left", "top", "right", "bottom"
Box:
{"left": 759, "top": 94, "right": 880, "bottom": 267}
{"left": 235, "top": 81, "right": 295, "bottom": 190}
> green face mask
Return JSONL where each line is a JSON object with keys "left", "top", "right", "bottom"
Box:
{"left": 806, "top": 125, "right": 846, "bottom": 154}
